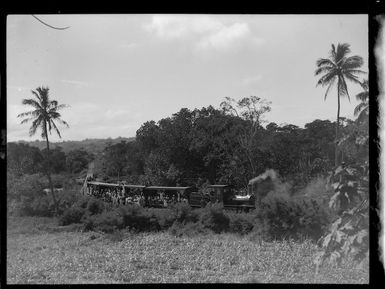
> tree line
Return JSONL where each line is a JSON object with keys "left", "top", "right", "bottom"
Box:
{"left": 8, "top": 101, "right": 364, "bottom": 190}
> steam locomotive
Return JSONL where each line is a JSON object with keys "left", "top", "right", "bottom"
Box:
{"left": 82, "top": 180, "right": 256, "bottom": 212}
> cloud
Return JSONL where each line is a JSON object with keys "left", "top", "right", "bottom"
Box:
{"left": 144, "top": 15, "right": 221, "bottom": 39}
{"left": 195, "top": 22, "right": 250, "bottom": 52}
{"left": 240, "top": 75, "right": 263, "bottom": 86}
{"left": 105, "top": 109, "right": 130, "bottom": 119}
{"left": 60, "top": 79, "right": 90, "bottom": 88}
{"left": 7, "top": 85, "right": 30, "bottom": 92}
{"left": 145, "top": 15, "right": 265, "bottom": 53}
{"left": 117, "top": 42, "right": 138, "bottom": 49}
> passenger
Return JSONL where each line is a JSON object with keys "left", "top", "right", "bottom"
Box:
{"left": 139, "top": 196, "right": 145, "bottom": 207}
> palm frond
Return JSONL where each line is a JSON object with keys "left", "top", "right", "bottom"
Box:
{"left": 17, "top": 110, "right": 36, "bottom": 118}
{"left": 20, "top": 117, "right": 35, "bottom": 124}
{"left": 335, "top": 43, "right": 351, "bottom": 63}
{"left": 21, "top": 98, "right": 43, "bottom": 110}
{"left": 36, "top": 87, "right": 50, "bottom": 108}
{"left": 315, "top": 66, "right": 333, "bottom": 76}
{"left": 31, "top": 90, "right": 42, "bottom": 103}
{"left": 316, "top": 71, "right": 337, "bottom": 87}
{"left": 343, "top": 69, "right": 366, "bottom": 76}
{"left": 329, "top": 44, "right": 336, "bottom": 61}
{"left": 29, "top": 117, "right": 43, "bottom": 136}
{"left": 50, "top": 100, "right": 58, "bottom": 107}
{"left": 342, "top": 55, "right": 364, "bottom": 69}
{"left": 344, "top": 72, "right": 363, "bottom": 86}
{"left": 354, "top": 102, "right": 368, "bottom": 116}
{"left": 324, "top": 77, "right": 336, "bottom": 100}
{"left": 48, "top": 111, "right": 61, "bottom": 119}
{"left": 316, "top": 58, "right": 335, "bottom": 68}
{"left": 355, "top": 91, "right": 369, "bottom": 102}
{"left": 356, "top": 107, "right": 369, "bottom": 123}
{"left": 339, "top": 76, "right": 350, "bottom": 102}
{"left": 50, "top": 120, "right": 62, "bottom": 138}
{"left": 55, "top": 103, "right": 69, "bottom": 111}
{"left": 56, "top": 118, "right": 69, "bottom": 128}
{"left": 361, "top": 79, "right": 369, "bottom": 90}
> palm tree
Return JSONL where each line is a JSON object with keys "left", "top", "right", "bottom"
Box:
{"left": 354, "top": 79, "right": 369, "bottom": 123}
{"left": 315, "top": 43, "right": 365, "bottom": 166}
{"left": 18, "top": 86, "right": 69, "bottom": 214}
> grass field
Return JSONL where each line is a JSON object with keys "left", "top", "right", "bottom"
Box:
{"left": 7, "top": 216, "right": 368, "bottom": 284}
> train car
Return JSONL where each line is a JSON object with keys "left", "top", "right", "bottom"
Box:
{"left": 143, "top": 186, "right": 192, "bottom": 208}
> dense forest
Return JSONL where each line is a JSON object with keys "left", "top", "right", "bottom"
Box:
{"left": 7, "top": 95, "right": 367, "bottom": 192}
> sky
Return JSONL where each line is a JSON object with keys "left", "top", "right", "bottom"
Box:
{"left": 7, "top": 14, "right": 368, "bottom": 142}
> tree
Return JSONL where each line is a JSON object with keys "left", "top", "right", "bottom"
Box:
{"left": 17, "top": 86, "right": 69, "bottom": 214}
{"left": 7, "top": 142, "right": 44, "bottom": 175}
{"left": 41, "top": 146, "right": 67, "bottom": 174}
{"left": 220, "top": 96, "right": 271, "bottom": 177}
{"left": 66, "top": 148, "right": 94, "bottom": 174}
{"left": 353, "top": 79, "right": 369, "bottom": 123}
{"left": 103, "top": 141, "right": 129, "bottom": 181}
{"left": 315, "top": 43, "right": 365, "bottom": 166}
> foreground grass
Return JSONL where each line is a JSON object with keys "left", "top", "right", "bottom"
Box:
{"left": 7, "top": 216, "right": 368, "bottom": 284}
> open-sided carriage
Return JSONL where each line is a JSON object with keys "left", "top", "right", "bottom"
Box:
{"left": 85, "top": 181, "right": 146, "bottom": 206}
{"left": 143, "top": 186, "right": 192, "bottom": 208}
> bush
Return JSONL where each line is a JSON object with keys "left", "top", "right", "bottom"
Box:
{"left": 7, "top": 173, "right": 47, "bottom": 216}
{"left": 83, "top": 210, "right": 123, "bottom": 233}
{"left": 227, "top": 213, "right": 255, "bottom": 235}
{"left": 170, "top": 202, "right": 199, "bottom": 224}
{"left": 150, "top": 208, "right": 176, "bottom": 230}
{"left": 118, "top": 205, "right": 150, "bottom": 231}
{"left": 86, "top": 197, "right": 105, "bottom": 215}
{"left": 75, "top": 195, "right": 91, "bottom": 209}
{"left": 59, "top": 207, "right": 86, "bottom": 226}
{"left": 169, "top": 221, "right": 208, "bottom": 237}
{"left": 255, "top": 191, "right": 331, "bottom": 241}
{"left": 7, "top": 172, "right": 84, "bottom": 217}
{"left": 200, "top": 203, "right": 230, "bottom": 233}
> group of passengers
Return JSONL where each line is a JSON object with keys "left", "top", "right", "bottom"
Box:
{"left": 146, "top": 193, "right": 188, "bottom": 208}
{"left": 86, "top": 185, "right": 189, "bottom": 207}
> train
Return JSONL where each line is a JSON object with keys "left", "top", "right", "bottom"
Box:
{"left": 82, "top": 178, "right": 257, "bottom": 212}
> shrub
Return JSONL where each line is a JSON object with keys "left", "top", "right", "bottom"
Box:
{"left": 227, "top": 212, "right": 255, "bottom": 235}
{"left": 119, "top": 205, "right": 152, "bottom": 232}
{"left": 56, "top": 189, "right": 83, "bottom": 215}
{"left": 315, "top": 163, "right": 369, "bottom": 272}
{"left": 200, "top": 203, "right": 230, "bottom": 233}
{"left": 7, "top": 173, "right": 48, "bottom": 216}
{"left": 150, "top": 208, "right": 176, "bottom": 230}
{"left": 170, "top": 202, "right": 199, "bottom": 224}
{"left": 255, "top": 191, "right": 331, "bottom": 241}
{"left": 84, "top": 210, "right": 124, "bottom": 233}
{"left": 86, "top": 197, "right": 105, "bottom": 215}
{"left": 75, "top": 195, "right": 91, "bottom": 209}
{"left": 169, "top": 221, "right": 208, "bottom": 237}
{"left": 59, "top": 207, "right": 86, "bottom": 226}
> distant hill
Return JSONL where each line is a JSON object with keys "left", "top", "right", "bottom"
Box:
{"left": 14, "top": 137, "right": 135, "bottom": 155}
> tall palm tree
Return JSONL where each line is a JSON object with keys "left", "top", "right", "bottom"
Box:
{"left": 315, "top": 43, "right": 365, "bottom": 166}
{"left": 354, "top": 79, "right": 369, "bottom": 123}
{"left": 18, "top": 86, "right": 69, "bottom": 214}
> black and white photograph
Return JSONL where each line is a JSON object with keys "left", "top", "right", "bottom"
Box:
{"left": 6, "top": 13, "right": 373, "bottom": 284}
